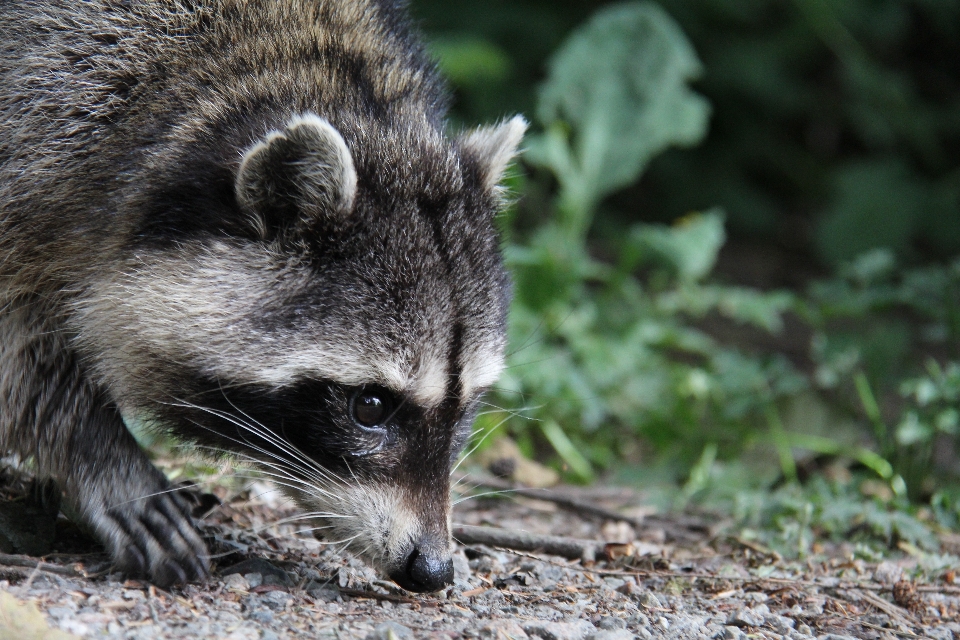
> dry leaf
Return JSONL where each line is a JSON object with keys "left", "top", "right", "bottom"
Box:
{"left": 0, "top": 592, "right": 77, "bottom": 640}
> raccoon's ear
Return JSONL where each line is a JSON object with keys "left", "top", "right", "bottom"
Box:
{"left": 460, "top": 115, "right": 527, "bottom": 191}
{"left": 235, "top": 114, "right": 357, "bottom": 238}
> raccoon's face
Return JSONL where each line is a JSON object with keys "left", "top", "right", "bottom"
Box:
{"left": 73, "top": 114, "right": 525, "bottom": 592}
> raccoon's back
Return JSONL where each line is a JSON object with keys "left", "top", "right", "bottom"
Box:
{"left": 0, "top": 0, "right": 444, "bottom": 291}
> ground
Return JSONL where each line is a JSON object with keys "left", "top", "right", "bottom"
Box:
{"left": 0, "top": 470, "right": 957, "bottom": 640}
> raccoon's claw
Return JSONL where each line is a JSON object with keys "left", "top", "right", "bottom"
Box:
{"left": 105, "top": 492, "right": 209, "bottom": 588}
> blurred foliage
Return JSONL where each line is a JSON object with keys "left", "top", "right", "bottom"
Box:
{"left": 413, "top": 0, "right": 960, "bottom": 265}
{"left": 415, "top": 0, "right": 960, "bottom": 533}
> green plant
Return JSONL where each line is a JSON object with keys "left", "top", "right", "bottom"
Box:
{"left": 485, "top": 2, "right": 806, "bottom": 481}
{"left": 426, "top": 1, "right": 960, "bottom": 517}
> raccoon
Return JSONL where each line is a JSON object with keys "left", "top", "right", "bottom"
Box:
{"left": 0, "top": 0, "right": 525, "bottom": 592}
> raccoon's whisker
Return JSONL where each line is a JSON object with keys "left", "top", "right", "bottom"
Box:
{"left": 219, "top": 448, "right": 345, "bottom": 496}
{"left": 107, "top": 484, "right": 215, "bottom": 510}
{"left": 504, "top": 321, "right": 546, "bottom": 360}
{"left": 253, "top": 511, "right": 353, "bottom": 535}
{"left": 201, "top": 394, "right": 325, "bottom": 480}
{"left": 188, "top": 441, "right": 345, "bottom": 502}
{"left": 170, "top": 400, "right": 330, "bottom": 487}
{"left": 502, "top": 355, "right": 561, "bottom": 372}
{"left": 222, "top": 463, "right": 344, "bottom": 501}
{"left": 214, "top": 386, "right": 334, "bottom": 484}
{"left": 475, "top": 399, "right": 543, "bottom": 422}
{"left": 450, "top": 473, "right": 493, "bottom": 493}
{"left": 383, "top": 394, "right": 409, "bottom": 426}
{"left": 259, "top": 511, "right": 355, "bottom": 528}
{"left": 313, "top": 531, "right": 363, "bottom": 546}
{"left": 450, "top": 413, "right": 512, "bottom": 476}
{"left": 452, "top": 488, "right": 519, "bottom": 505}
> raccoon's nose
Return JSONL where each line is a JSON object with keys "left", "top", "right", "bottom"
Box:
{"left": 390, "top": 545, "right": 454, "bottom": 593}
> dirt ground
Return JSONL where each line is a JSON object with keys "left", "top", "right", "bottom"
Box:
{"left": 0, "top": 472, "right": 958, "bottom": 640}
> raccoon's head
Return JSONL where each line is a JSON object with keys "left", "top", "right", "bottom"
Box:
{"left": 73, "top": 113, "right": 525, "bottom": 592}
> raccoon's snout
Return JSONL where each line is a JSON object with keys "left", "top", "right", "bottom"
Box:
{"left": 390, "top": 541, "right": 454, "bottom": 593}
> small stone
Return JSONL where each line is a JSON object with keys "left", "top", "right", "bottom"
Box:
{"left": 626, "top": 613, "right": 649, "bottom": 628}
{"left": 523, "top": 620, "right": 596, "bottom": 640}
{"left": 715, "top": 627, "right": 745, "bottom": 640}
{"left": 307, "top": 581, "right": 340, "bottom": 602}
{"left": 453, "top": 549, "right": 472, "bottom": 587}
{"left": 764, "top": 615, "right": 795, "bottom": 634}
{"left": 221, "top": 558, "right": 292, "bottom": 587}
{"left": 602, "top": 578, "right": 626, "bottom": 591}
{"left": 479, "top": 621, "right": 529, "bottom": 639}
{"left": 636, "top": 592, "right": 662, "bottom": 609}
{"left": 365, "top": 621, "right": 414, "bottom": 640}
{"left": 873, "top": 561, "right": 903, "bottom": 585}
{"left": 223, "top": 573, "right": 249, "bottom": 592}
{"left": 597, "top": 617, "right": 627, "bottom": 631}
{"left": 726, "top": 608, "right": 764, "bottom": 628}
{"left": 247, "top": 608, "right": 273, "bottom": 624}
{"left": 586, "top": 632, "right": 634, "bottom": 640}
{"left": 261, "top": 590, "right": 293, "bottom": 610}
{"left": 46, "top": 606, "right": 75, "bottom": 619}
{"left": 244, "top": 573, "right": 263, "bottom": 588}
{"left": 442, "top": 604, "right": 475, "bottom": 619}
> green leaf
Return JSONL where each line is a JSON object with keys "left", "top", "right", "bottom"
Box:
{"left": 629, "top": 209, "right": 726, "bottom": 282}
{"left": 532, "top": 1, "right": 711, "bottom": 214}
{"left": 540, "top": 420, "right": 594, "bottom": 482}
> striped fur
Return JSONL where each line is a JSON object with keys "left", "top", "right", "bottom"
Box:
{"left": 0, "top": 0, "right": 524, "bottom": 591}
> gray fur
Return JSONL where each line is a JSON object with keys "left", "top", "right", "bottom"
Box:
{"left": 0, "top": 0, "right": 524, "bottom": 590}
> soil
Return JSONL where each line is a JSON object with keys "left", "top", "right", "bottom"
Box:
{"left": 0, "top": 473, "right": 957, "bottom": 640}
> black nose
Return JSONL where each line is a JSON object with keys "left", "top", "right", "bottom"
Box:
{"left": 389, "top": 546, "right": 454, "bottom": 593}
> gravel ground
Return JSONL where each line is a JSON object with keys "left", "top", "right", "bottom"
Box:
{"left": 0, "top": 476, "right": 958, "bottom": 640}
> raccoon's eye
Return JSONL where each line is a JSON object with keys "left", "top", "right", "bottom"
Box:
{"left": 351, "top": 388, "right": 393, "bottom": 428}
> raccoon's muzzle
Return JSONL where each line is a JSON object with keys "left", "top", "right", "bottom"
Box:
{"left": 390, "top": 536, "right": 455, "bottom": 592}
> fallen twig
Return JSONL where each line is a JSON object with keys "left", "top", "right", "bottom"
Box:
{"left": 456, "top": 475, "right": 715, "bottom": 542}
{"left": 841, "top": 615, "right": 929, "bottom": 640}
{"left": 337, "top": 587, "right": 420, "bottom": 605}
{"left": 0, "top": 552, "right": 93, "bottom": 578}
{"left": 453, "top": 525, "right": 604, "bottom": 561}
{"left": 848, "top": 588, "right": 919, "bottom": 627}
{"left": 480, "top": 546, "right": 960, "bottom": 598}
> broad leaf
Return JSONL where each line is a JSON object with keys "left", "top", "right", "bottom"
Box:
{"left": 532, "top": 1, "right": 711, "bottom": 213}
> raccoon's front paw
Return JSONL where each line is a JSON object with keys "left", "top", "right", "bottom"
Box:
{"left": 102, "top": 491, "right": 210, "bottom": 588}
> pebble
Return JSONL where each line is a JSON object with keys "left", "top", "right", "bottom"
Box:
{"left": 716, "top": 627, "right": 746, "bottom": 640}
{"left": 636, "top": 592, "right": 663, "bottom": 609}
{"left": 247, "top": 608, "right": 274, "bottom": 624}
{"left": 365, "top": 621, "right": 414, "bottom": 640}
{"left": 223, "top": 574, "right": 250, "bottom": 591}
{"left": 480, "top": 620, "right": 529, "bottom": 639}
{"left": 597, "top": 617, "right": 627, "bottom": 630}
{"left": 261, "top": 590, "right": 293, "bottom": 610}
{"left": 586, "top": 631, "right": 634, "bottom": 640}
{"left": 523, "top": 619, "right": 597, "bottom": 640}
{"left": 726, "top": 608, "right": 765, "bottom": 628}
{"left": 873, "top": 561, "right": 904, "bottom": 585}
{"left": 306, "top": 581, "right": 340, "bottom": 602}
{"left": 0, "top": 487, "right": 952, "bottom": 640}
{"left": 765, "top": 615, "right": 795, "bottom": 634}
